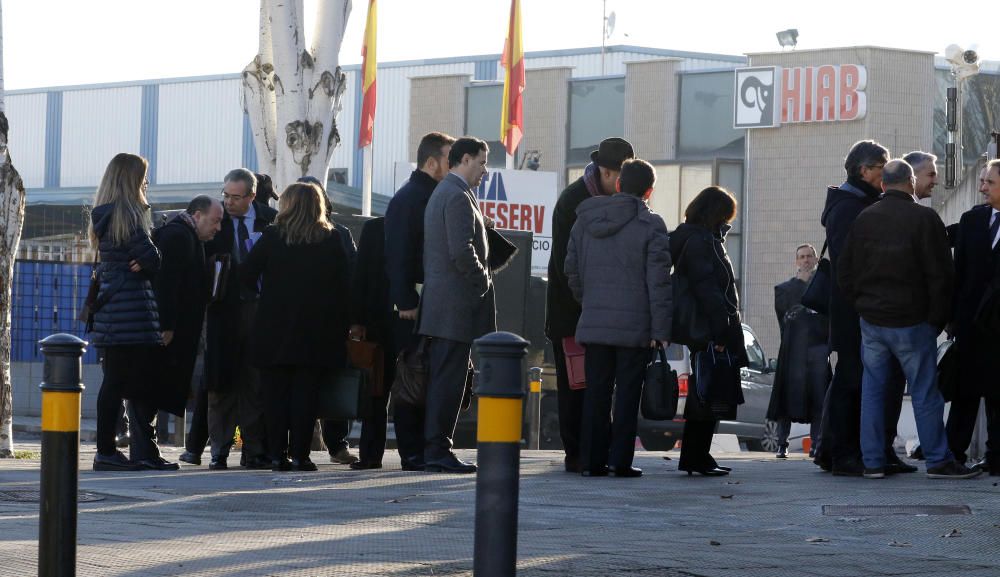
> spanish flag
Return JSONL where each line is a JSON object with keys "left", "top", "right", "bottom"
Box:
{"left": 358, "top": 0, "right": 377, "bottom": 149}
{"left": 500, "top": 0, "right": 524, "bottom": 157}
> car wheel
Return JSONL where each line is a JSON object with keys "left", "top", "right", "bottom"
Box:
{"left": 758, "top": 419, "right": 782, "bottom": 453}
{"left": 638, "top": 432, "right": 677, "bottom": 452}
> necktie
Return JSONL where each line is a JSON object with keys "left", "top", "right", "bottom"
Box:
{"left": 990, "top": 213, "right": 1000, "bottom": 250}
{"left": 237, "top": 216, "right": 250, "bottom": 262}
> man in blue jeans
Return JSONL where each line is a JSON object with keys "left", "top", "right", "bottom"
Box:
{"left": 838, "top": 159, "right": 979, "bottom": 479}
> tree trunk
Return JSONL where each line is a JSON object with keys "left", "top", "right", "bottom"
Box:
{"left": 242, "top": 0, "right": 352, "bottom": 192}
{"left": 0, "top": 0, "right": 23, "bottom": 458}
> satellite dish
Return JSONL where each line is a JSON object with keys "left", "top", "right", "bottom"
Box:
{"left": 606, "top": 11, "right": 616, "bottom": 38}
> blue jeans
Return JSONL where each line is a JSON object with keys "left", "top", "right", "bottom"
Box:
{"left": 859, "top": 320, "right": 953, "bottom": 469}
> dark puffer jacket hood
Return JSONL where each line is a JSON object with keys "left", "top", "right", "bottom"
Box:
{"left": 575, "top": 194, "right": 645, "bottom": 238}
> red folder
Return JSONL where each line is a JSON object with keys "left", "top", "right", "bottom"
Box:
{"left": 561, "top": 336, "right": 586, "bottom": 390}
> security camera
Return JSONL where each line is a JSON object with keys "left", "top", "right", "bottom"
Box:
{"left": 963, "top": 50, "right": 978, "bottom": 64}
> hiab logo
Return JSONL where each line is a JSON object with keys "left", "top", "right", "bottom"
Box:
{"left": 476, "top": 172, "right": 545, "bottom": 234}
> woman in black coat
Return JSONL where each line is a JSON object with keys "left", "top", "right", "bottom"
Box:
{"left": 242, "top": 182, "right": 351, "bottom": 472}
{"left": 671, "top": 186, "right": 747, "bottom": 476}
{"left": 88, "top": 153, "right": 171, "bottom": 471}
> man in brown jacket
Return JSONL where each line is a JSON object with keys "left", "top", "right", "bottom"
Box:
{"left": 838, "top": 159, "right": 977, "bottom": 479}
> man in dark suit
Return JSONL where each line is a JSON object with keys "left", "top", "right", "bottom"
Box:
{"left": 385, "top": 132, "right": 455, "bottom": 471}
{"left": 418, "top": 137, "right": 493, "bottom": 474}
{"left": 153, "top": 196, "right": 222, "bottom": 466}
{"left": 546, "top": 137, "right": 633, "bottom": 473}
{"left": 203, "top": 169, "right": 277, "bottom": 470}
{"left": 946, "top": 159, "right": 1000, "bottom": 475}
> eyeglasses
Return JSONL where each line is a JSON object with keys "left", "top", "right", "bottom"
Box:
{"left": 222, "top": 192, "right": 249, "bottom": 201}
{"left": 867, "top": 163, "right": 885, "bottom": 170}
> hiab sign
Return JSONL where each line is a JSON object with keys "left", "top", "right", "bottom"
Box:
{"left": 475, "top": 169, "right": 557, "bottom": 276}
{"left": 733, "top": 64, "right": 867, "bottom": 129}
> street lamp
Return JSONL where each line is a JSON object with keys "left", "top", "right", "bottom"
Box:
{"left": 776, "top": 29, "right": 798, "bottom": 50}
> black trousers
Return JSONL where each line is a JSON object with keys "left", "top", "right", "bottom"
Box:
{"left": 392, "top": 314, "right": 425, "bottom": 462}
{"left": 321, "top": 418, "right": 352, "bottom": 453}
{"left": 97, "top": 346, "right": 159, "bottom": 461}
{"left": 424, "top": 337, "right": 472, "bottom": 461}
{"left": 580, "top": 344, "right": 646, "bottom": 471}
{"left": 947, "top": 397, "right": 1000, "bottom": 463}
{"left": 820, "top": 346, "right": 904, "bottom": 464}
{"left": 356, "top": 394, "right": 390, "bottom": 464}
{"left": 260, "top": 366, "right": 323, "bottom": 462}
{"left": 550, "top": 338, "right": 585, "bottom": 461}
{"left": 185, "top": 373, "right": 209, "bottom": 455}
{"left": 679, "top": 418, "right": 718, "bottom": 471}
{"left": 207, "top": 301, "right": 267, "bottom": 460}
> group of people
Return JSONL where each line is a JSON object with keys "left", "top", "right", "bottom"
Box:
{"left": 87, "top": 134, "right": 508, "bottom": 475}
{"left": 86, "top": 133, "right": 999, "bottom": 481}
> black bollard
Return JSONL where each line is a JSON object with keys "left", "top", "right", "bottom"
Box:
{"left": 473, "top": 331, "right": 529, "bottom": 577}
{"left": 38, "top": 333, "right": 87, "bottom": 577}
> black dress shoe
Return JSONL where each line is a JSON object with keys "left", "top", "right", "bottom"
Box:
{"left": 705, "top": 457, "right": 732, "bottom": 472}
{"left": 564, "top": 455, "right": 581, "bottom": 473}
{"left": 425, "top": 453, "right": 477, "bottom": 474}
{"left": 208, "top": 457, "right": 228, "bottom": 470}
{"left": 679, "top": 467, "right": 729, "bottom": 476}
{"left": 884, "top": 456, "right": 918, "bottom": 474}
{"left": 401, "top": 458, "right": 426, "bottom": 472}
{"left": 832, "top": 457, "right": 864, "bottom": 477}
{"left": 349, "top": 461, "right": 383, "bottom": 470}
{"left": 178, "top": 451, "right": 202, "bottom": 465}
{"left": 243, "top": 455, "right": 271, "bottom": 470}
{"left": 291, "top": 458, "right": 318, "bottom": 472}
{"left": 970, "top": 458, "right": 990, "bottom": 473}
{"left": 581, "top": 466, "right": 609, "bottom": 477}
{"left": 137, "top": 456, "right": 180, "bottom": 471}
{"left": 271, "top": 459, "right": 292, "bottom": 472}
{"left": 93, "top": 451, "right": 142, "bottom": 471}
{"left": 610, "top": 466, "right": 642, "bottom": 478}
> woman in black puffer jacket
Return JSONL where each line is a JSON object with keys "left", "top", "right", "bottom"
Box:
{"left": 671, "top": 186, "right": 748, "bottom": 476}
{"left": 88, "top": 153, "right": 172, "bottom": 471}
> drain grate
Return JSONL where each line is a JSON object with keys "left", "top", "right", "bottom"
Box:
{"left": 823, "top": 504, "right": 970, "bottom": 516}
{"left": 0, "top": 490, "right": 106, "bottom": 503}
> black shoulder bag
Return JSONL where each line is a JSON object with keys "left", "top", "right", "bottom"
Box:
{"left": 640, "top": 345, "right": 679, "bottom": 421}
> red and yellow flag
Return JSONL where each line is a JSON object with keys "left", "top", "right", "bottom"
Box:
{"left": 358, "top": 0, "right": 377, "bottom": 149}
{"left": 500, "top": 0, "right": 524, "bottom": 156}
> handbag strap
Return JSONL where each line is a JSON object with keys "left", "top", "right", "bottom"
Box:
{"left": 818, "top": 240, "right": 828, "bottom": 259}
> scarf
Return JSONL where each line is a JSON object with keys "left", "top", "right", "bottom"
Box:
{"left": 582, "top": 162, "right": 609, "bottom": 197}
{"left": 845, "top": 175, "right": 882, "bottom": 201}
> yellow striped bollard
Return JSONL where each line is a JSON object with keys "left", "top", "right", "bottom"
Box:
{"left": 38, "top": 333, "right": 87, "bottom": 577}
{"left": 472, "top": 331, "right": 529, "bottom": 577}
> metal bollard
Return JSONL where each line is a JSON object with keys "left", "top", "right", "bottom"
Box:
{"left": 473, "top": 331, "right": 529, "bottom": 577}
{"left": 526, "top": 367, "right": 542, "bottom": 450}
{"left": 38, "top": 333, "right": 87, "bottom": 577}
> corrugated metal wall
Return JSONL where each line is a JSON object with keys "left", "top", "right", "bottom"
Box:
{"left": 524, "top": 51, "right": 742, "bottom": 78}
{"left": 5, "top": 93, "right": 47, "bottom": 188}
{"left": 60, "top": 87, "right": 142, "bottom": 187}
{"left": 158, "top": 79, "right": 244, "bottom": 183}
{"left": 329, "top": 69, "right": 358, "bottom": 177}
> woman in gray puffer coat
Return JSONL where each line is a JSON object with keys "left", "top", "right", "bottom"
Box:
{"left": 565, "top": 159, "right": 672, "bottom": 477}
{"left": 87, "top": 153, "right": 170, "bottom": 472}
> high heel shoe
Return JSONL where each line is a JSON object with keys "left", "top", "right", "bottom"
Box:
{"left": 679, "top": 467, "right": 729, "bottom": 476}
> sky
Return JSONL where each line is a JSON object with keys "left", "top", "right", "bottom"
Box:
{"left": 2, "top": 0, "right": 999, "bottom": 91}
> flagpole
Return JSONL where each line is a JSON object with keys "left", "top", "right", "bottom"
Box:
{"left": 362, "top": 145, "right": 373, "bottom": 217}
{"left": 506, "top": 153, "right": 514, "bottom": 170}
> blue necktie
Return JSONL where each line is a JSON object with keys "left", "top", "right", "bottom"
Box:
{"left": 990, "top": 213, "right": 1000, "bottom": 250}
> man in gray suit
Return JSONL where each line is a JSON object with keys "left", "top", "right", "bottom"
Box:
{"left": 418, "top": 137, "right": 494, "bottom": 473}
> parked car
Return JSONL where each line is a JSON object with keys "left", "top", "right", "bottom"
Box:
{"left": 637, "top": 323, "right": 785, "bottom": 452}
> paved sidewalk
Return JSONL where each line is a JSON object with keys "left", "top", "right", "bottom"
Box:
{"left": 1, "top": 443, "right": 997, "bottom": 576}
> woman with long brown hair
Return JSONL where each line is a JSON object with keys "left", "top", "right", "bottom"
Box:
{"left": 89, "top": 152, "right": 174, "bottom": 471}
{"left": 242, "top": 182, "right": 351, "bottom": 471}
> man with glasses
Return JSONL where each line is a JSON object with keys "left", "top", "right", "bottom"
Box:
{"left": 202, "top": 168, "right": 277, "bottom": 470}
{"left": 816, "top": 140, "right": 914, "bottom": 476}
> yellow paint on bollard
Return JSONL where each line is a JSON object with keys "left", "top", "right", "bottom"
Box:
{"left": 477, "top": 397, "right": 523, "bottom": 443}
{"left": 41, "top": 392, "right": 81, "bottom": 432}
{"left": 529, "top": 379, "right": 541, "bottom": 393}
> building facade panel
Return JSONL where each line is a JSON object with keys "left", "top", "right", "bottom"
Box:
{"left": 60, "top": 86, "right": 142, "bottom": 187}
{"left": 521, "top": 67, "right": 572, "bottom": 190}
{"left": 157, "top": 79, "right": 243, "bottom": 184}
{"left": 625, "top": 59, "right": 679, "bottom": 162}
{"left": 5, "top": 93, "right": 47, "bottom": 189}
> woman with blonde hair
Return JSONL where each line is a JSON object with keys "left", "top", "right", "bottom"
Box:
{"left": 88, "top": 153, "right": 175, "bottom": 471}
{"left": 242, "top": 182, "right": 351, "bottom": 471}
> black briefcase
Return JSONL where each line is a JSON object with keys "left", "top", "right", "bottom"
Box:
{"left": 641, "top": 346, "right": 679, "bottom": 421}
{"left": 317, "top": 367, "right": 368, "bottom": 420}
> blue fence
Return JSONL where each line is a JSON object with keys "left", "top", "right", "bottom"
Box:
{"left": 11, "top": 260, "right": 99, "bottom": 364}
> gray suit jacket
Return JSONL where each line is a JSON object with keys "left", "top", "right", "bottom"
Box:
{"left": 418, "top": 172, "right": 496, "bottom": 343}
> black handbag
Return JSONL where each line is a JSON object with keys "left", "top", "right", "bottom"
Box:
{"left": 692, "top": 346, "right": 742, "bottom": 419}
{"left": 317, "top": 367, "right": 368, "bottom": 420}
{"left": 671, "top": 239, "right": 712, "bottom": 348}
{"left": 936, "top": 339, "right": 958, "bottom": 403}
{"left": 800, "top": 241, "right": 831, "bottom": 315}
{"left": 391, "top": 336, "right": 430, "bottom": 407}
{"left": 640, "top": 345, "right": 679, "bottom": 421}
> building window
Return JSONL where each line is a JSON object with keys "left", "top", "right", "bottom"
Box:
{"left": 677, "top": 71, "right": 745, "bottom": 159}
{"left": 465, "top": 83, "right": 506, "bottom": 167}
{"left": 568, "top": 77, "right": 625, "bottom": 165}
